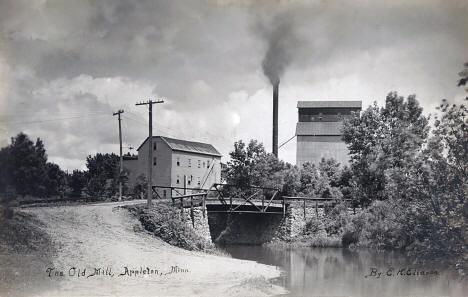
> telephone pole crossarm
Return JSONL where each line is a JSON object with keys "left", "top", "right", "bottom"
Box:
{"left": 135, "top": 99, "right": 164, "bottom": 106}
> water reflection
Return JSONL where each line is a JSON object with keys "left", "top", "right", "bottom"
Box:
{"left": 224, "top": 245, "right": 466, "bottom": 297}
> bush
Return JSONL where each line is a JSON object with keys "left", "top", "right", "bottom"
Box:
{"left": 126, "top": 203, "right": 213, "bottom": 251}
{"left": 304, "top": 217, "right": 323, "bottom": 235}
{"left": 301, "top": 202, "right": 353, "bottom": 247}
{"left": 323, "top": 202, "right": 352, "bottom": 236}
{"left": 341, "top": 200, "right": 410, "bottom": 250}
{"left": 301, "top": 233, "right": 342, "bottom": 248}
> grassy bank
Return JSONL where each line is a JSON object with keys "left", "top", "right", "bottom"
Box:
{"left": 125, "top": 203, "right": 226, "bottom": 255}
{"left": 0, "top": 206, "right": 54, "bottom": 254}
{"left": 0, "top": 206, "right": 56, "bottom": 296}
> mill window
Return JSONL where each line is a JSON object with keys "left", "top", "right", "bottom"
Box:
{"left": 153, "top": 157, "right": 157, "bottom": 166}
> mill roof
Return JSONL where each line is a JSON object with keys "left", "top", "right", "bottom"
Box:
{"left": 297, "top": 101, "right": 362, "bottom": 109}
{"left": 137, "top": 136, "right": 221, "bottom": 157}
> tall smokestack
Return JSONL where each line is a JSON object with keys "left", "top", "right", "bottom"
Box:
{"left": 272, "top": 81, "right": 279, "bottom": 157}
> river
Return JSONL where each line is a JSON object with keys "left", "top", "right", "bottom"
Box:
{"left": 224, "top": 245, "right": 467, "bottom": 297}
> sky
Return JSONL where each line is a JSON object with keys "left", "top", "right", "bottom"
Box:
{"left": 0, "top": 0, "right": 467, "bottom": 171}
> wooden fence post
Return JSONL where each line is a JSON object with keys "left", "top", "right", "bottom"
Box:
{"left": 315, "top": 201, "right": 318, "bottom": 218}
{"left": 180, "top": 196, "right": 184, "bottom": 220}
{"left": 282, "top": 196, "right": 286, "bottom": 216}
{"left": 303, "top": 198, "right": 306, "bottom": 219}
{"left": 262, "top": 192, "right": 265, "bottom": 212}
{"left": 202, "top": 194, "right": 206, "bottom": 218}
{"left": 190, "top": 195, "right": 194, "bottom": 228}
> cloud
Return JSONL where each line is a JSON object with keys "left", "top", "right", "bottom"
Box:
{"left": 0, "top": 0, "right": 467, "bottom": 170}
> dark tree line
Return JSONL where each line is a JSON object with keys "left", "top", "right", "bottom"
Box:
{"left": 0, "top": 133, "right": 125, "bottom": 204}
{"left": 0, "top": 133, "right": 66, "bottom": 200}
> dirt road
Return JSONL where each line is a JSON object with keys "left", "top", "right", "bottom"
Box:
{"left": 2, "top": 201, "right": 284, "bottom": 296}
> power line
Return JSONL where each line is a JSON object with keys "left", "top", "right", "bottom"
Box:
{"left": 0, "top": 110, "right": 111, "bottom": 118}
{"left": 123, "top": 114, "right": 232, "bottom": 149}
{"left": 126, "top": 110, "right": 235, "bottom": 144}
{"left": 122, "top": 115, "right": 147, "bottom": 126}
{"left": 0, "top": 114, "right": 112, "bottom": 125}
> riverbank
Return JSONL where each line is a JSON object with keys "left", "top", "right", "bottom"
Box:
{"left": 266, "top": 201, "right": 467, "bottom": 276}
{"left": 1, "top": 202, "right": 286, "bottom": 296}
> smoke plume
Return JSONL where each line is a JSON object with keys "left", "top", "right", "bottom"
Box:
{"left": 258, "top": 12, "right": 300, "bottom": 85}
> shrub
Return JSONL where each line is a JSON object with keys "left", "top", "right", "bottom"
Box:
{"left": 126, "top": 203, "right": 213, "bottom": 251}
{"left": 302, "top": 202, "right": 354, "bottom": 247}
{"left": 322, "top": 202, "right": 352, "bottom": 236}
{"left": 304, "top": 217, "right": 323, "bottom": 235}
{"left": 342, "top": 200, "right": 410, "bottom": 250}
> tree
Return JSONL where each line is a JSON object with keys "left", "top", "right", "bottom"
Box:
{"left": 133, "top": 174, "right": 147, "bottom": 199}
{"left": 342, "top": 92, "right": 430, "bottom": 206}
{"left": 86, "top": 153, "right": 119, "bottom": 180}
{"left": 224, "top": 139, "right": 297, "bottom": 196}
{"left": 0, "top": 132, "right": 68, "bottom": 201}
{"left": 457, "top": 62, "right": 468, "bottom": 91}
{"left": 414, "top": 73, "right": 468, "bottom": 259}
{"left": 68, "top": 170, "right": 87, "bottom": 199}
{"left": 225, "top": 140, "right": 268, "bottom": 188}
{"left": 297, "top": 160, "right": 343, "bottom": 199}
{"left": 44, "top": 163, "right": 67, "bottom": 197}
{"left": 0, "top": 145, "right": 13, "bottom": 196}
{"left": 85, "top": 175, "right": 107, "bottom": 200}
{"left": 0, "top": 133, "right": 48, "bottom": 197}
{"left": 85, "top": 153, "right": 119, "bottom": 200}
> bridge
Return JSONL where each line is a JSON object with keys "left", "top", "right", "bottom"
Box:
{"left": 152, "top": 183, "right": 355, "bottom": 244}
{"left": 153, "top": 183, "right": 352, "bottom": 217}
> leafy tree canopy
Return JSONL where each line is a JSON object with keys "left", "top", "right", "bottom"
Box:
{"left": 0, "top": 132, "right": 66, "bottom": 200}
{"left": 342, "top": 92, "right": 430, "bottom": 205}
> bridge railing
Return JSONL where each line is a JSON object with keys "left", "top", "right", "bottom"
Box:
{"left": 171, "top": 192, "right": 208, "bottom": 227}
{"left": 151, "top": 184, "right": 212, "bottom": 199}
{"left": 207, "top": 183, "right": 284, "bottom": 214}
{"left": 152, "top": 184, "right": 355, "bottom": 218}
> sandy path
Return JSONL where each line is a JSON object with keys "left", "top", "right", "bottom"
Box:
{"left": 17, "top": 202, "right": 285, "bottom": 296}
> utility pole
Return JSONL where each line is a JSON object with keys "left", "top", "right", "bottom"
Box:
{"left": 113, "top": 109, "right": 124, "bottom": 201}
{"left": 135, "top": 99, "right": 164, "bottom": 206}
